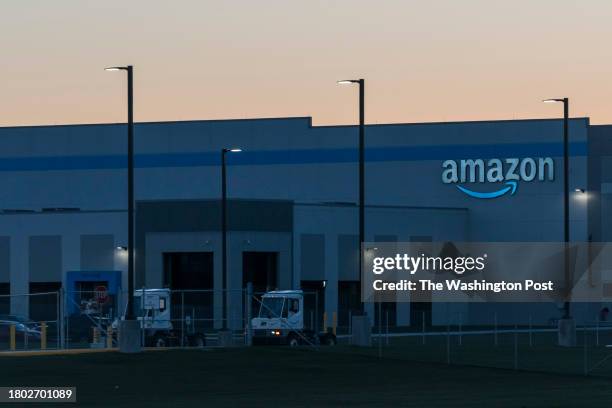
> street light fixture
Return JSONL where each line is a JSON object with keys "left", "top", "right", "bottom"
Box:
{"left": 543, "top": 97, "right": 571, "bottom": 321}
{"left": 338, "top": 78, "right": 365, "bottom": 314}
{"left": 221, "top": 147, "right": 242, "bottom": 330}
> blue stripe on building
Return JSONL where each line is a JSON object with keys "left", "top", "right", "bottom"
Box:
{"left": 0, "top": 142, "right": 587, "bottom": 172}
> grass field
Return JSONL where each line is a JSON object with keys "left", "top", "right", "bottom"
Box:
{"left": 2, "top": 345, "right": 612, "bottom": 407}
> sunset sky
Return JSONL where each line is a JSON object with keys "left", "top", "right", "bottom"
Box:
{"left": 2, "top": 0, "right": 612, "bottom": 127}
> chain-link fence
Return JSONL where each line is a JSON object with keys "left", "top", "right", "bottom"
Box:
{"left": 0, "top": 292, "right": 61, "bottom": 352}
{"left": 0, "top": 287, "right": 259, "bottom": 351}
{"left": 332, "top": 302, "right": 612, "bottom": 379}
{"left": 64, "top": 287, "right": 253, "bottom": 349}
{"left": 8, "top": 287, "right": 612, "bottom": 381}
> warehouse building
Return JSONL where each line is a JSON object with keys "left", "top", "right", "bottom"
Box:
{"left": 0, "top": 116, "right": 606, "bottom": 328}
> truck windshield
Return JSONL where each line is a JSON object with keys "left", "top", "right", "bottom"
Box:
{"left": 259, "top": 297, "right": 284, "bottom": 318}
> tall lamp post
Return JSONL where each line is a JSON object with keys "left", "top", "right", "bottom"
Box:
{"left": 106, "top": 65, "right": 135, "bottom": 319}
{"left": 221, "top": 148, "right": 242, "bottom": 331}
{"left": 106, "top": 65, "right": 140, "bottom": 352}
{"left": 337, "top": 79, "right": 365, "bottom": 313}
{"left": 543, "top": 97, "right": 570, "bottom": 320}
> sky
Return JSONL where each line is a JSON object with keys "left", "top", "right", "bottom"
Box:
{"left": 1, "top": 0, "right": 612, "bottom": 127}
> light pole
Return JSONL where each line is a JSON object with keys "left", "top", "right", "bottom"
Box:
{"left": 106, "top": 64, "right": 140, "bottom": 352}
{"left": 338, "top": 79, "right": 365, "bottom": 313}
{"left": 221, "top": 148, "right": 242, "bottom": 331}
{"left": 543, "top": 97, "right": 571, "bottom": 319}
{"left": 106, "top": 65, "right": 135, "bottom": 320}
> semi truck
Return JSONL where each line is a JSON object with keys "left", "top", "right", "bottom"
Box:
{"left": 112, "top": 288, "right": 206, "bottom": 348}
{"left": 251, "top": 290, "right": 336, "bottom": 346}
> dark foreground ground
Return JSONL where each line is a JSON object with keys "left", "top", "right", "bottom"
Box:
{"left": 1, "top": 347, "right": 612, "bottom": 407}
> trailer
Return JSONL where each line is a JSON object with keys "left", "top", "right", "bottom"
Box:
{"left": 251, "top": 290, "right": 336, "bottom": 346}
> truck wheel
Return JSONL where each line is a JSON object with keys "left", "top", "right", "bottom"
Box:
{"left": 288, "top": 335, "right": 299, "bottom": 347}
{"left": 190, "top": 334, "right": 206, "bottom": 348}
{"left": 154, "top": 335, "right": 167, "bottom": 348}
{"left": 324, "top": 336, "right": 336, "bottom": 346}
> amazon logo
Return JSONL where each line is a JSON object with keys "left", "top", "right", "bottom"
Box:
{"left": 442, "top": 157, "right": 555, "bottom": 199}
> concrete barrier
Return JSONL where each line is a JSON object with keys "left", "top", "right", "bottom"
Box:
{"left": 558, "top": 318, "right": 576, "bottom": 347}
{"left": 217, "top": 330, "right": 233, "bottom": 347}
{"left": 119, "top": 320, "right": 142, "bottom": 353}
{"left": 351, "top": 315, "right": 372, "bottom": 346}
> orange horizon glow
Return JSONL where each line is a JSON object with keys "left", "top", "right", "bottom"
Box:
{"left": 1, "top": 0, "right": 612, "bottom": 128}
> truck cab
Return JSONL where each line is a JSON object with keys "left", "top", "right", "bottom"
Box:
{"left": 251, "top": 290, "right": 335, "bottom": 346}
{"left": 113, "top": 288, "right": 205, "bottom": 348}
{"left": 133, "top": 288, "right": 173, "bottom": 332}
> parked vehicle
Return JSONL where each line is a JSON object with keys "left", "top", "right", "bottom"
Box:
{"left": 0, "top": 315, "right": 41, "bottom": 341}
{"left": 113, "top": 289, "right": 206, "bottom": 348}
{"left": 251, "top": 290, "right": 336, "bottom": 346}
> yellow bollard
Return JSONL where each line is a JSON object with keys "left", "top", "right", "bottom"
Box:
{"left": 92, "top": 327, "right": 100, "bottom": 344}
{"left": 40, "top": 322, "right": 47, "bottom": 350}
{"left": 106, "top": 325, "right": 113, "bottom": 348}
{"left": 332, "top": 312, "right": 337, "bottom": 336}
{"left": 323, "top": 312, "right": 327, "bottom": 333}
{"left": 9, "top": 325, "right": 15, "bottom": 351}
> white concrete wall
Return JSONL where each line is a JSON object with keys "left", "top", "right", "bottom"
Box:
{"left": 0, "top": 211, "right": 127, "bottom": 316}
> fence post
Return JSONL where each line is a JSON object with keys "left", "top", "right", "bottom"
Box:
{"left": 93, "top": 327, "right": 100, "bottom": 344}
{"left": 529, "top": 315, "right": 533, "bottom": 347}
{"left": 40, "top": 322, "right": 47, "bottom": 350}
{"left": 378, "top": 302, "right": 382, "bottom": 359}
{"left": 446, "top": 321, "right": 450, "bottom": 365}
{"left": 107, "top": 325, "right": 113, "bottom": 348}
{"left": 65, "top": 290, "right": 69, "bottom": 349}
{"left": 348, "top": 310, "right": 352, "bottom": 340}
{"left": 332, "top": 311, "right": 337, "bottom": 336}
{"left": 458, "top": 313, "right": 462, "bottom": 346}
{"left": 323, "top": 312, "right": 327, "bottom": 333}
{"left": 56, "top": 290, "right": 61, "bottom": 350}
{"left": 422, "top": 311, "right": 426, "bottom": 345}
{"left": 181, "top": 291, "right": 185, "bottom": 347}
{"left": 246, "top": 282, "right": 253, "bottom": 346}
{"left": 141, "top": 286, "right": 145, "bottom": 347}
{"left": 584, "top": 323, "right": 588, "bottom": 376}
{"left": 596, "top": 315, "right": 600, "bottom": 347}
{"left": 385, "top": 310, "right": 389, "bottom": 346}
{"left": 9, "top": 324, "right": 15, "bottom": 351}
{"left": 494, "top": 312, "right": 498, "bottom": 347}
{"left": 314, "top": 291, "right": 319, "bottom": 334}
{"left": 514, "top": 324, "right": 518, "bottom": 370}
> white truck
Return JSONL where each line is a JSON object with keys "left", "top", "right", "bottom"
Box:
{"left": 113, "top": 288, "right": 206, "bottom": 348}
{"left": 251, "top": 290, "right": 336, "bottom": 346}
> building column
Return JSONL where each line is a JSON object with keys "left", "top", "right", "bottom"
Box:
{"left": 324, "top": 233, "right": 338, "bottom": 322}
{"left": 10, "top": 236, "right": 28, "bottom": 317}
{"left": 62, "top": 234, "right": 80, "bottom": 288}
